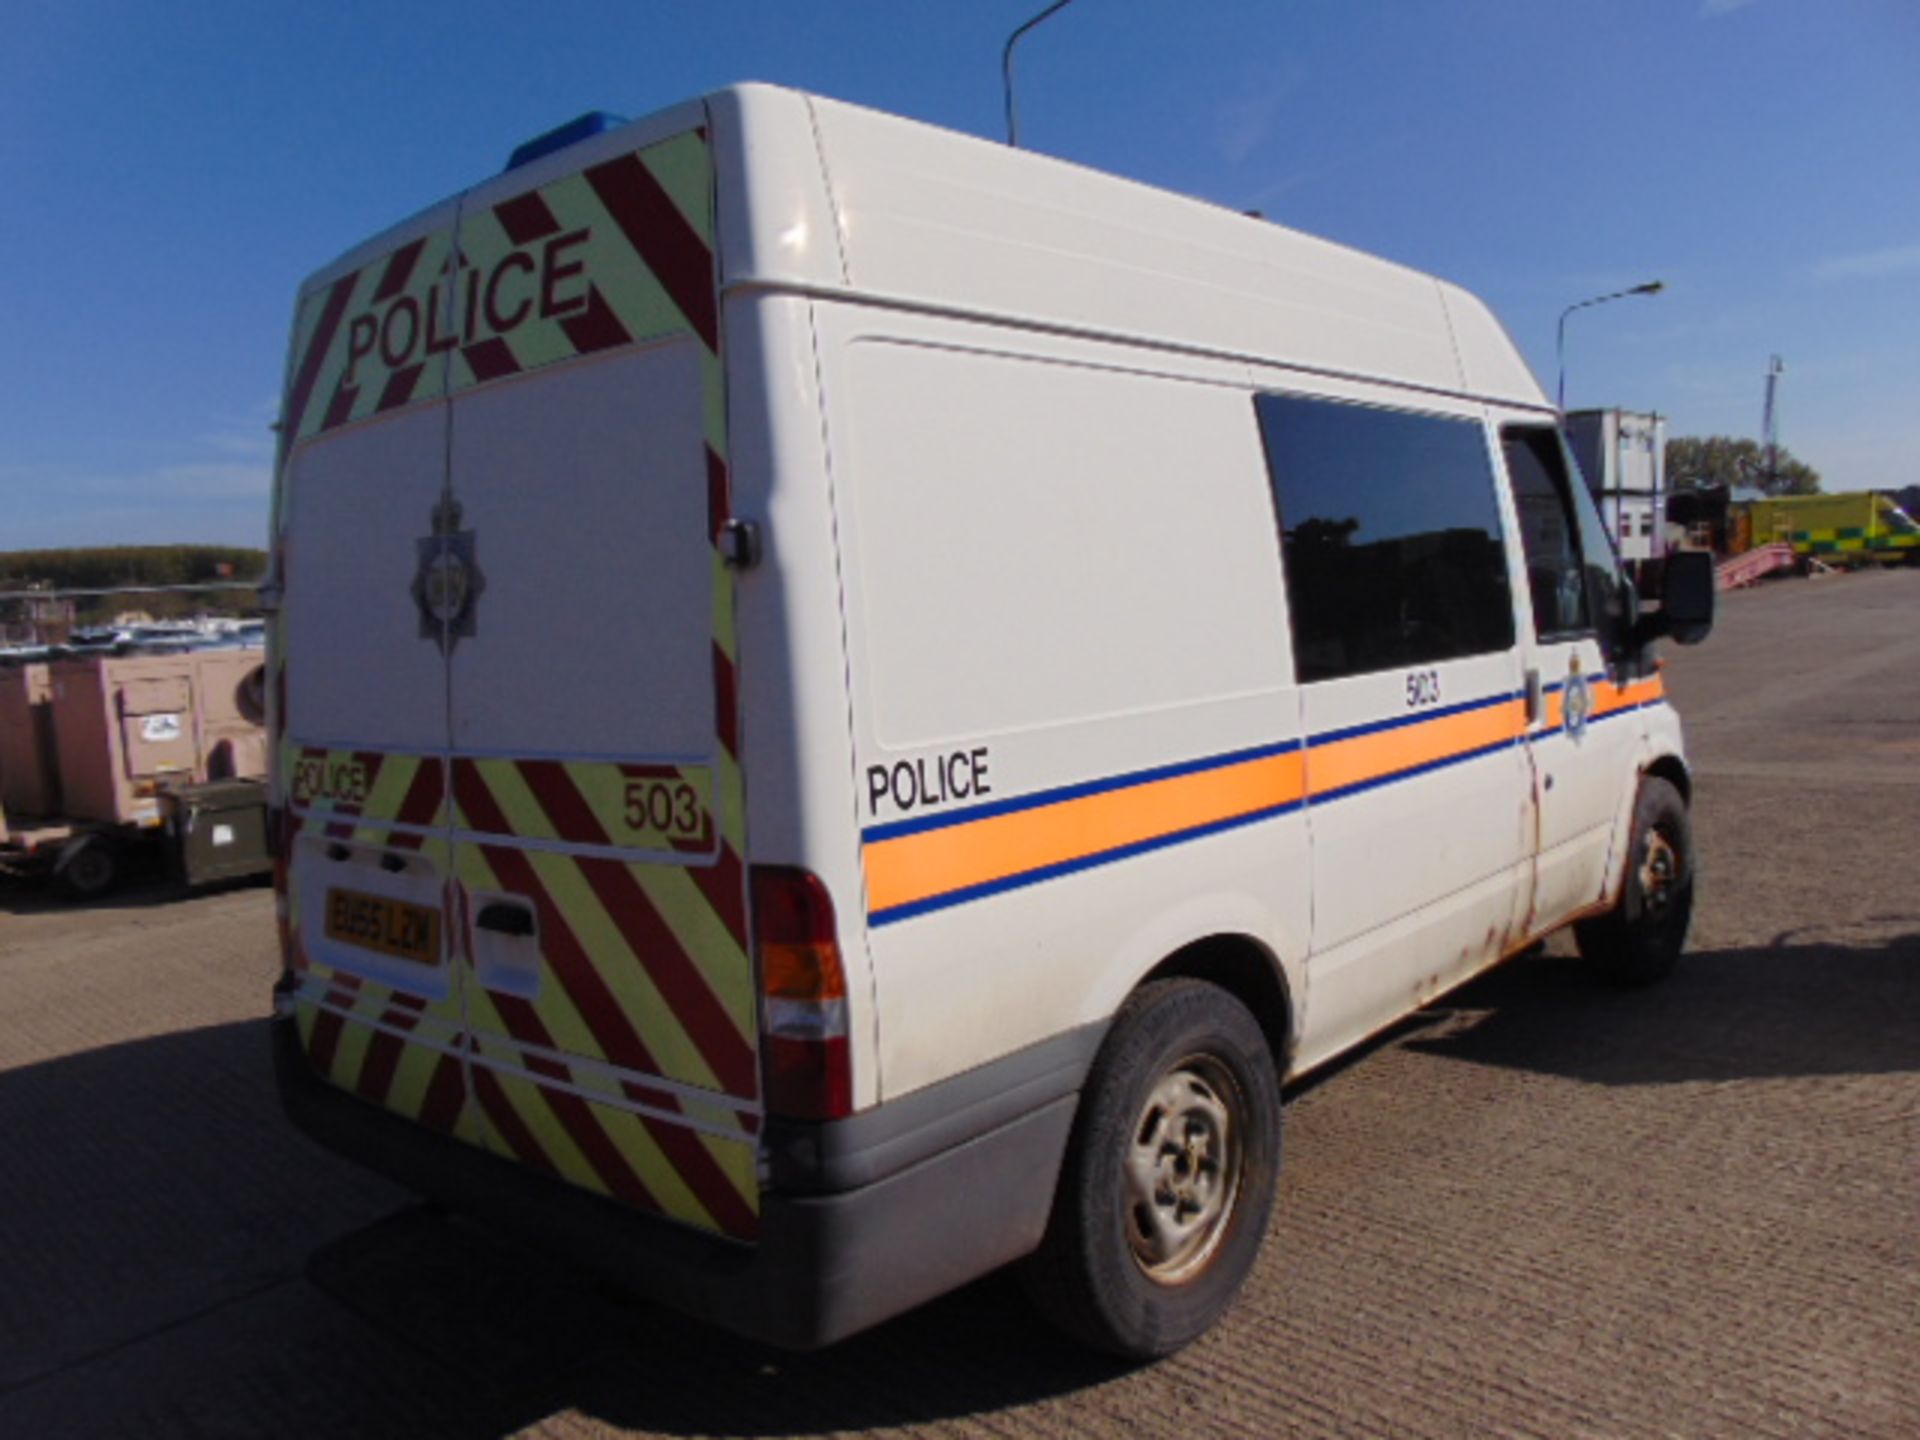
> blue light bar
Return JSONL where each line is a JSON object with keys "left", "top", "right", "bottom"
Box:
{"left": 505, "top": 111, "right": 630, "bottom": 172}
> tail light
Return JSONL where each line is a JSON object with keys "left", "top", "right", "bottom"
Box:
{"left": 751, "top": 866, "right": 852, "bottom": 1121}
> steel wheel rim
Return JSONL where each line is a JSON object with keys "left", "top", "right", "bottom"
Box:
{"left": 1123, "top": 1054, "right": 1246, "bottom": 1285}
{"left": 1640, "top": 826, "right": 1681, "bottom": 916}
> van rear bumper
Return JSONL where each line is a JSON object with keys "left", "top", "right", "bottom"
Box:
{"left": 272, "top": 1018, "right": 1092, "bottom": 1349}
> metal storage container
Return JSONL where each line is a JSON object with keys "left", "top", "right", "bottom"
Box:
{"left": 163, "top": 778, "right": 272, "bottom": 886}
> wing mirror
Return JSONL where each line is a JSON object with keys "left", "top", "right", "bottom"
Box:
{"left": 1633, "top": 549, "right": 1715, "bottom": 648}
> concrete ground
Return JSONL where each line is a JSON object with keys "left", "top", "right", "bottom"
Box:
{"left": 1, "top": 568, "right": 1914, "bottom": 1439}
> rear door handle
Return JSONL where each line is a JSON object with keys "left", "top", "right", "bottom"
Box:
{"left": 475, "top": 901, "right": 536, "bottom": 937}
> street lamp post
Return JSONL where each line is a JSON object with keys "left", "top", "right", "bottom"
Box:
{"left": 1556, "top": 281, "right": 1665, "bottom": 412}
{"left": 1003, "top": 0, "right": 1076, "bottom": 148}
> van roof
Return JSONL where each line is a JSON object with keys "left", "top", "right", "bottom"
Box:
{"left": 294, "top": 83, "right": 1547, "bottom": 413}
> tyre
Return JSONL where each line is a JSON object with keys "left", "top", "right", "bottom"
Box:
{"left": 1022, "top": 978, "right": 1281, "bottom": 1359}
{"left": 54, "top": 837, "right": 120, "bottom": 901}
{"left": 1575, "top": 775, "right": 1693, "bottom": 986}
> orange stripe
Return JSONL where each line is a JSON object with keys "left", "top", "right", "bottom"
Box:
{"left": 863, "top": 671, "right": 1667, "bottom": 919}
{"left": 865, "top": 751, "right": 1303, "bottom": 916}
{"left": 1594, "top": 673, "right": 1664, "bottom": 716}
{"left": 1306, "top": 699, "right": 1523, "bottom": 799}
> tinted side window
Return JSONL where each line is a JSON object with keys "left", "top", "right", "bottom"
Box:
{"left": 1503, "top": 427, "right": 1590, "bottom": 637}
{"left": 1503, "top": 426, "right": 1630, "bottom": 650}
{"left": 1255, "top": 393, "right": 1514, "bottom": 683}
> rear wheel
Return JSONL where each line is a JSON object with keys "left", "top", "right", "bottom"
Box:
{"left": 1022, "top": 979, "right": 1280, "bottom": 1359}
{"left": 1575, "top": 776, "right": 1693, "bottom": 985}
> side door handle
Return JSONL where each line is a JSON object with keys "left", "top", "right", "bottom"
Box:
{"left": 1524, "top": 668, "right": 1543, "bottom": 725}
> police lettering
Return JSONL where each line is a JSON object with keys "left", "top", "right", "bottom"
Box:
{"left": 867, "top": 748, "right": 991, "bottom": 817}
{"left": 290, "top": 757, "right": 369, "bottom": 807}
{"left": 344, "top": 229, "right": 592, "bottom": 385}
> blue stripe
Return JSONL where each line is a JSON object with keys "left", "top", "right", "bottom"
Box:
{"left": 1590, "top": 701, "right": 1646, "bottom": 726}
{"left": 861, "top": 736, "right": 1303, "bottom": 843}
{"left": 869, "top": 797, "right": 1307, "bottom": 927}
{"left": 1308, "top": 689, "right": 1520, "bottom": 748}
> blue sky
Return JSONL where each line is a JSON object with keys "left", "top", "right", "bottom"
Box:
{"left": 3, "top": 0, "right": 1915, "bottom": 549}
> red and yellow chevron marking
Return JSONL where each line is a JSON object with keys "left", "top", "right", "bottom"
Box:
{"left": 451, "top": 762, "right": 753, "bottom": 1082}
{"left": 462, "top": 992, "right": 759, "bottom": 1239}
{"left": 282, "top": 755, "right": 479, "bottom": 1144}
{"left": 292, "top": 937, "right": 478, "bottom": 1145}
{"left": 276, "top": 130, "right": 726, "bottom": 452}
{"left": 288, "top": 747, "right": 445, "bottom": 833}
{"left": 449, "top": 131, "right": 719, "bottom": 401}
{"left": 452, "top": 757, "right": 715, "bottom": 854}
{"left": 270, "top": 121, "right": 757, "bottom": 1237}
{"left": 283, "top": 227, "right": 461, "bottom": 442}
{"left": 452, "top": 821, "right": 758, "bottom": 1238}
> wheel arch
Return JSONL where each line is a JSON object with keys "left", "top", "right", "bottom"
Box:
{"left": 1598, "top": 748, "right": 1693, "bottom": 911}
{"left": 1643, "top": 751, "right": 1692, "bottom": 805}
{"left": 1135, "top": 933, "right": 1298, "bottom": 1080}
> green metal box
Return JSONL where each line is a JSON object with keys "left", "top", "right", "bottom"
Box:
{"left": 163, "top": 778, "right": 272, "bottom": 887}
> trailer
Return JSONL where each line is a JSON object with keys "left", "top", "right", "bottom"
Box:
{"left": 0, "top": 647, "right": 272, "bottom": 897}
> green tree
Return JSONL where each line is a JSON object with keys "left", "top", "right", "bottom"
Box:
{"left": 0, "top": 545, "right": 267, "bottom": 623}
{"left": 1666, "top": 436, "right": 1820, "bottom": 496}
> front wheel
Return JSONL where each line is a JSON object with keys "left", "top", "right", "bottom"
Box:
{"left": 1022, "top": 979, "right": 1281, "bottom": 1359}
{"left": 1575, "top": 775, "right": 1694, "bottom": 985}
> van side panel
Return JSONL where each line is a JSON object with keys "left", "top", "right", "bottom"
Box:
{"left": 816, "top": 307, "right": 1310, "bottom": 1100}
{"left": 806, "top": 95, "right": 1473, "bottom": 401}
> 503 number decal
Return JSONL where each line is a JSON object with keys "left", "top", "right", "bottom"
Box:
{"left": 621, "top": 778, "right": 709, "bottom": 844}
{"left": 1405, "top": 670, "right": 1442, "bottom": 709}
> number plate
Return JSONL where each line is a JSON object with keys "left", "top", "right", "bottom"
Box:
{"left": 324, "top": 888, "right": 441, "bottom": 966}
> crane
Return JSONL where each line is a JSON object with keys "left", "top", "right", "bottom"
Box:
{"left": 1762, "top": 354, "right": 1785, "bottom": 491}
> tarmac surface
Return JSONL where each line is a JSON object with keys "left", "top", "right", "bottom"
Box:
{"left": 1, "top": 568, "right": 1914, "bottom": 1439}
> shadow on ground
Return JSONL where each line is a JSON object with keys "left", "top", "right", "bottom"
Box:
{"left": 0, "top": 1017, "right": 1127, "bottom": 1439}
{"left": 307, "top": 1208, "right": 1131, "bottom": 1436}
{"left": 1405, "top": 925, "right": 1920, "bottom": 1085}
{"left": 2, "top": 925, "right": 1913, "bottom": 1437}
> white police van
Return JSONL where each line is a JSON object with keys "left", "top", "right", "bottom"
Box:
{"left": 268, "top": 85, "right": 1713, "bottom": 1358}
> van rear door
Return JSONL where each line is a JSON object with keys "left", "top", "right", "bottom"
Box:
{"left": 438, "top": 121, "right": 761, "bottom": 1240}
{"left": 277, "top": 202, "right": 473, "bottom": 1149}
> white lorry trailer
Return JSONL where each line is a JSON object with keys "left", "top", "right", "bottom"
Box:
{"left": 1566, "top": 408, "right": 1669, "bottom": 568}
